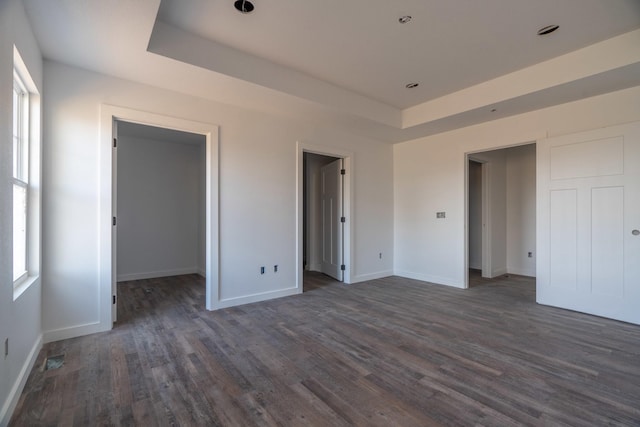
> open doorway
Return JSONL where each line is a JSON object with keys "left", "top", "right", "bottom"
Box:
{"left": 303, "top": 152, "right": 342, "bottom": 291}
{"left": 115, "top": 121, "right": 206, "bottom": 320}
{"left": 99, "top": 105, "right": 219, "bottom": 331}
{"left": 466, "top": 143, "right": 536, "bottom": 288}
{"left": 296, "top": 143, "right": 353, "bottom": 293}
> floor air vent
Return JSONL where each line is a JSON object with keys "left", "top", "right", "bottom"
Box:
{"left": 44, "top": 354, "right": 65, "bottom": 371}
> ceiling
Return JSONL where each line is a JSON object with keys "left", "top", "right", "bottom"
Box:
{"left": 157, "top": 0, "right": 640, "bottom": 109}
{"left": 23, "top": 0, "right": 640, "bottom": 143}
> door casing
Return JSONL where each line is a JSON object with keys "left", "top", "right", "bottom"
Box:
{"left": 99, "top": 105, "right": 219, "bottom": 330}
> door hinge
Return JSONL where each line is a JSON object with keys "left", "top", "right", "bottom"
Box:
{"left": 340, "top": 264, "right": 346, "bottom": 271}
{"left": 113, "top": 138, "right": 117, "bottom": 148}
{"left": 340, "top": 217, "right": 346, "bottom": 223}
{"left": 340, "top": 168, "right": 346, "bottom": 175}
{"left": 112, "top": 217, "right": 117, "bottom": 226}
{"left": 112, "top": 295, "right": 116, "bottom": 304}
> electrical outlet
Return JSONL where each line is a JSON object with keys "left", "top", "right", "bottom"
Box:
{"left": 4, "top": 338, "right": 8, "bottom": 358}
{"left": 379, "top": 252, "right": 382, "bottom": 259}
{"left": 436, "top": 212, "right": 446, "bottom": 219}
{"left": 260, "top": 266, "right": 265, "bottom": 274}
{"left": 274, "top": 265, "right": 278, "bottom": 273}
{"left": 528, "top": 252, "right": 533, "bottom": 258}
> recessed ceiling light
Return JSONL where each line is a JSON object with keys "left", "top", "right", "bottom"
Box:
{"left": 537, "top": 24, "right": 559, "bottom": 35}
{"left": 399, "top": 15, "right": 412, "bottom": 24}
{"left": 234, "top": 0, "right": 254, "bottom": 14}
{"left": 406, "top": 83, "right": 419, "bottom": 89}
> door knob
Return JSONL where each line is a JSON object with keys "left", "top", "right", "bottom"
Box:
{"left": 633, "top": 229, "right": 640, "bottom": 236}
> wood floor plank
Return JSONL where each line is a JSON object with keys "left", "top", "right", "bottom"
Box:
{"left": 9, "top": 272, "right": 640, "bottom": 426}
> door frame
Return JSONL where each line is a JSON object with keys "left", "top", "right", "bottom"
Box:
{"left": 99, "top": 105, "right": 219, "bottom": 329}
{"left": 296, "top": 141, "right": 353, "bottom": 291}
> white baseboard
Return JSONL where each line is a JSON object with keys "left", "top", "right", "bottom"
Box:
{"left": 117, "top": 267, "right": 199, "bottom": 282}
{"left": 216, "top": 286, "right": 300, "bottom": 309}
{"left": 307, "top": 263, "right": 322, "bottom": 272}
{"left": 507, "top": 267, "right": 536, "bottom": 277}
{"left": 43, "top": 321, "right": 110, "bottom": 344}
{"left": 394, "top": 270, "right": 465, "bottom": 289}
{"left": 351, "top": 270, "right": 393, "bottom": 283}
{"left": 491, "top": 267, "right": 508, "bottom": 278}
{"left": 0, "top": 334, "right": 42, "bottom": 427}
{"left": 197, "top": 268, "right": 206, "bottom": 277}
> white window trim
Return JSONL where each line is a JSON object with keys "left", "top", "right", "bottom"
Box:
{"left": 13, "top": 46, "right": 41, "bottom": 300}
{"left": 12, "top": 177, "right": 29, "bottom": 285}
{"left": 13, "top": 71, "right": 28, "bottom": 181}
{"left": 13, "top": 71, "right": 29, "bottom": 285}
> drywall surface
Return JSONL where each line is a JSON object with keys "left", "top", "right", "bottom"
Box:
{"left": 116, "top": 135, "right": 204, "bottom": 281}
{"left": 41, "top": 61, "right": 394, "bottom": 340}
{"left": 506, "top": 144, "right": 536, "bottom": 277}
{"left": 0, "top": 0, "right": 43, "bottom": 424}
{"left": 394, "top": 85, "right": 640, "bottom": 288}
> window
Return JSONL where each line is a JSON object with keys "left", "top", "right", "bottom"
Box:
{"left": 12, "top": 46, "right": 40, "bottom": 298}
{"left": 13, "top": 71, "right": 29, "bottom": 283}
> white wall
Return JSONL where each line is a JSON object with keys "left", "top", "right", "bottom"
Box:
{"left": 506, "top": 144, "right": 536, "bottom": 277}
{"left": 0, "top": 0, "right": 43, "bottom": 424}
{"left": 116, "top": 135, "right": 204, "bottom": 281}
{"left": 41, "top": 60, "right": 394, "bottom": 341}
{"left": 394, "top": 85, "right": 640, "bottom": 288}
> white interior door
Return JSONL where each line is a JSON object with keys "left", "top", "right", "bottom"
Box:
{"left": 538, "top": 121, "right": 640, "bottom": 324}
{"left": 320, "top": 159, "right": 343, "bottom": 281}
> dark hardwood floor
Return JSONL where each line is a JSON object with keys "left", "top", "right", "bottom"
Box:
{"left": 10, "top": 273, "right": 640, "bottom": 426}
{"left": 467, "top": 268, "right": 533, "bottom": 288}
{"left": 302, "top": 271, "right": 335, "bottom": 292}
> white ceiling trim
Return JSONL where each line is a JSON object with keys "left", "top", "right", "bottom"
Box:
{"left": 148, "top": 22, "right": 640, "bottom": 133}
{"left": 402, "top": 29, "right": 640, "bottom": 129}
{"left": 148, "top": 20, "right": 402, "bottom": 128}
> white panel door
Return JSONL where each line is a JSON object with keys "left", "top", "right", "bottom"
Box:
{"left": 320, "top": 159, "right": 343, "bottom": 281}
{"left": 538, "top": 122, "right": 640, "bottom": 324}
